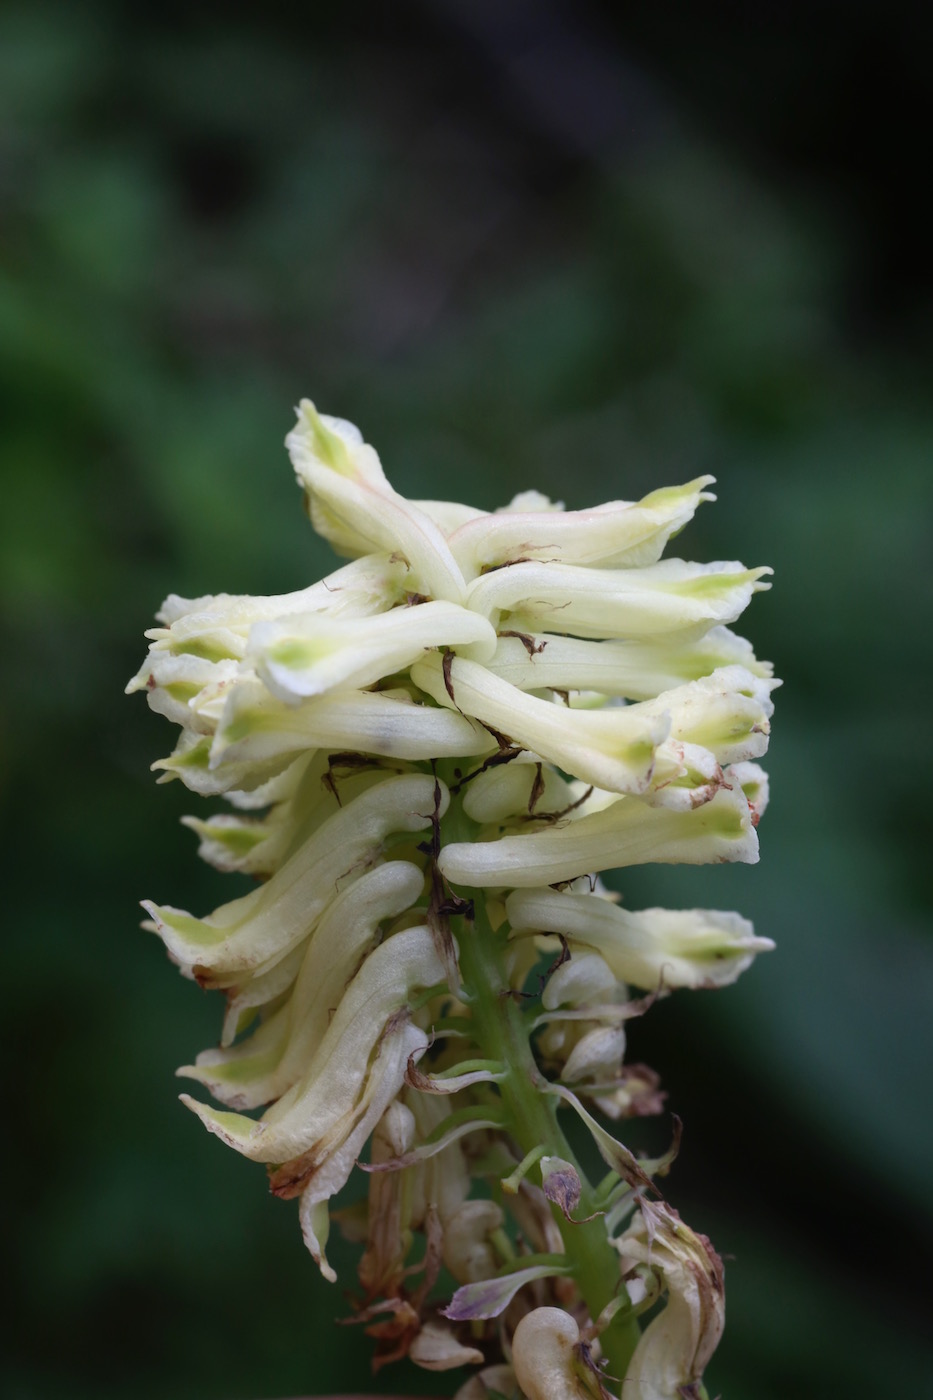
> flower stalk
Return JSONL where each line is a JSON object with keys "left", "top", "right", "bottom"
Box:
{"left": 438, "top": 790, "right": 642, "bottom": 1379}
{"left": 129, "top": 400, "right": 777, "bottom": 1397}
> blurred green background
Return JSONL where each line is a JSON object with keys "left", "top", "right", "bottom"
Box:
{"left": 3, "top": 2, "right": 931, "bottom": 1397}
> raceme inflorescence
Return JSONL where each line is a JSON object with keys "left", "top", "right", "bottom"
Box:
{"left": 129, "top": 401, "right": 777, "bottom": 1399}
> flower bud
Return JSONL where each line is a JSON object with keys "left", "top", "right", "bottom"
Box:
{"left": 512, "top": 1307, "right": 606, "bottom": 1400}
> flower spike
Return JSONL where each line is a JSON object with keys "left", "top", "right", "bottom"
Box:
{"left": 130, "top": 400, "right": 777, "bottom": 1395}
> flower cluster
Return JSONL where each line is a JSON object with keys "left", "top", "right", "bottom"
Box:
{"left": 129, "top": 401, "right": 777, "bottom": 1398}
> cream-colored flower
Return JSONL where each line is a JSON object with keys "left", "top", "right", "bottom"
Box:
{"left": 131, "top": 398, "right": 776, "bottom": 1394}
{"left": 484, "top": 623, "right": 772, "bottom": 700}
{"left": 439, "top": 776, "right": 759, "bottom": 889}
{"left": 465, "top": 556, "right": 771, "bottom": 638}
{"left": 247, "top": 598, "right": 497, "bottom": 702}
{"left": 143, "top": 773, "right": 447, "bottom": 981}
{"left": 178, "top": 860, "right": 427, "bottom": 1108}
{"left": 507, "top": 887, "right": 774, "bottom": 991}
{"left": 288, "top": 402, "right": 468, "bottom": 602}
{"left": 444, "top": 477, "right": 716, "bottom": 575}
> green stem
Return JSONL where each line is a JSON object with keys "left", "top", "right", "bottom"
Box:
{"left": 439, "top": 787, "right": 641, "bottom": 1385}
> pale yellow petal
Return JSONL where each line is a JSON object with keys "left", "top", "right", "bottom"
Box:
{"left": 439, "top": 778, "right": 757, "bottom": 889}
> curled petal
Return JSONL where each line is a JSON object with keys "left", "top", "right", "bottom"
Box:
{"left": 178, "top": 860, "right": 426, "bottom": 1108}
{"left": 634, "top": 665, "right": 776, "bottom": 766}
{"left": 287, "top": 401, "right": 467, "bottom": 603}
{"left": 179, "top": 749, "right": 323, "bottom": 874}
{"left": 586, "top": 1062, "right": 667, "bottom": 1123}
{"left": 180, "top": 750, "right": 354, "bottom": 879}
{"left": 151, "top": 728, "right": 294, "bottom": 797}
{"left": 144, "top": 774, "right": 447, "bottom": 979}
{"left": 406, "top": 1060, "right": 508, "bottom": 1094}
{"left": 728, "top": 759, "right": 770, "bottom": 825}
{"left": 617, "top": 1201, "right": 725, "bottom": 1398}
{"left": 642, "top": 739, "right": 725, "bottom": 812}
{"left": 126, "top": 653, "right": 240, "bottom": 733}
{"left": 179, "top": 924, "right": 445, "bottom": 1168}
{"left": 292, "top": 1011, "right": 432, "bottom": 1281}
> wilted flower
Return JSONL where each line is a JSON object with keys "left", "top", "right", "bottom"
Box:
{"left": 615, "top": 1201, "right": 725, "bottom": 1400}
{"left": 130, "top": 400, "right": 777, "bottom": 1395}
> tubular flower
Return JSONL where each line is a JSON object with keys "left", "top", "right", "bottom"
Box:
{"left": 130, "top": 400, "right": 777, "bottom": 1395}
